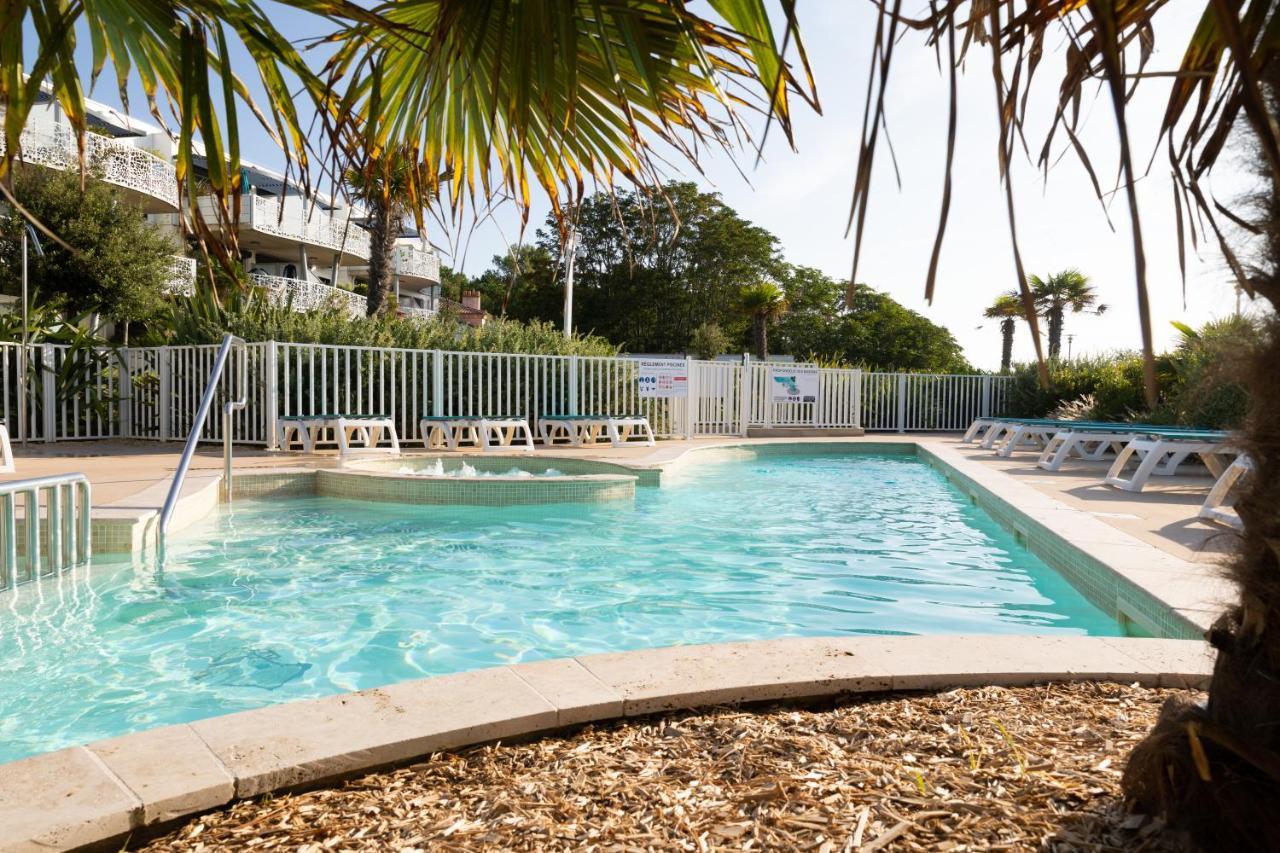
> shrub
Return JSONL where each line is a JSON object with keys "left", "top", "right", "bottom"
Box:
{"left": 144, "top": 271, "right": 618, "bottom": 357}
{"left": 688, "top": 322, "right": 731, "bottom": 360}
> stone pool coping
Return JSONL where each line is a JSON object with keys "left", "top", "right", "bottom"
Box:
{"left": 0, "top": 634, "right": 1213, "bottom": 853}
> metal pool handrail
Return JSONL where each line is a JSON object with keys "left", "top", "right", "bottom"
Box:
{"left": 159, "top": 333, "right": 246, "bottom": 544}
{"left": 0, "top": 472, "right": 91, "bottom": 591}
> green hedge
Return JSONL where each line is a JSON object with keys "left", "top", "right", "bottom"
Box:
{"left": 1002, "top": 317, "right": 1260, "bottom": 430}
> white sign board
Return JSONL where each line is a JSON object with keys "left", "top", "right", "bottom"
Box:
{"left": 769, "top": 365, "right": 820, "bottom": 404}
{"left": 636, "top": 358, "right": 688, "bottom": 398}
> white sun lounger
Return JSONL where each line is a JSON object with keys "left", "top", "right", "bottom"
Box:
{"left": 477, "top": 417, "right": 536, "bottom": 452}
{"left": 990, "top": 422, "right": 1060, "bottom": 457}
{"left": 1198, "top": 454, "right": 1252, "bottom": 530}
{"left": 606, "top": 416, "right": 655, "bottom": 447}
{"left": 538, "top": 415, "right": 608, "bottom": 447}
{"left": 0, "top": 420, "right": 13, "bottom": 474}
{"left": 420, "top": 416, "right": 481, "bottom": 450}
{"left": 1036, "top": 428, "right": 1142, "bottom": 471}
{"left": 1103, "top": 433, "right": 1235, "bottom": 493}
{"left": 277, "top": 414, "right": 400, "bottom": 456}
{"left": 962, "top": 417, "right": 1002, "bottom": 444}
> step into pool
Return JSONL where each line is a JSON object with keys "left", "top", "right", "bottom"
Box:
{"left": 0, "top": 448, "right": 1125, "bottom": 763}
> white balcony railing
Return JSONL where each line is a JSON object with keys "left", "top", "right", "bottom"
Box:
{"left": 395, "top": 244, "right": 441, "bottom": 281}
{"left": 163, "top": 255, "right": 197, "bottom": 296}
{"left": 1, "top": 112, "right": 178, "bottom": 209}
{"left": 249, "top": 194, "right": 369, "bottom": 260}
{"left": 251, "top": 272, "right": 367, "bottom": 316}
{"left": 399, "top": 304, "right": 438, "bottom": 320}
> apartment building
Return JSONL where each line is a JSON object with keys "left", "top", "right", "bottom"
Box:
{"left": 5, "top": 95, "right": 464, "bottom": 322}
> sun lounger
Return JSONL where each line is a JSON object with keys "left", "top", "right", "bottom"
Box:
{"left": 538, "top": 414, "right": 610, "bottom": 447}
{"left": 1198, "top": 454, "right": 1252, "bottom": 530}
{"left": 0, "top": 419, "right": 12, "bottom": 474}
{"left": 277, "top": 413, "right": 400, "bottom": 456}
{"left": 419, "top": 415, "right": 481, "bottom": 450}
{"left": 1103, "top": 430, "right": 1236, "bottom": 493}
{"left": 477, "top": 417, "right": 536, "bottom": 452}
{"left": 606, "top": 415, "right": 655, "bottom": 447}
{"left": 1036, "top": 427, "right": 1144, "bottom": 471}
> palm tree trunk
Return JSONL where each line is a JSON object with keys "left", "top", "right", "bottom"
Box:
{"left": 754, "top": 315, "right": 767, "bottom": 360}
{"left": 1046, "top": 305, "right": 1064, "bottom": 359}
{"left": 1123, "top": 159, "right": 1280, "bottom": 851}
{"left": 1000, "top": 319, "right": 1014, "bottom": 372}
{"left": 364, "top": 198, "right": 401, "bottom": 317}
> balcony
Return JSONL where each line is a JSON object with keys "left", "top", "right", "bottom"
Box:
{"left": 1, "top": 111, "right": 178, "bottom": 212}
{"left": 251, "top": 272, "right": 366, "bottom": 317}
{"left": 243, "top": 194, "right": 370, "bottom": 263}
{"left": 394, "top": 244, "right": 441, "bottom": 283}
{"left": 163, "top": 256, "right": 196, "bottom": 297}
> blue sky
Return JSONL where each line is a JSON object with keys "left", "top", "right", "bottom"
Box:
{"left": 67, "top": 0, "right": 1252, "bottom": 369}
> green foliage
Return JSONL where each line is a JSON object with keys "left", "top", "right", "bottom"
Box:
{"left": 530, "top": 182, "right": 784, "bottom": 350}
{"left": 688, "top": 322, "right": 731, "bottom": 360}
{"left": 0, "top": 168, "right": 178, "bottom": 328}
{"left": 469, "top": 245, "right": 563, "bottom": 324}
{"left": 1004, "top": 317, "right": 1262, "bottom": 428}
{"left": 145, "top": 273, "right": 616, "bottom": 357}
{"left": 778, "top": 282, "right": 972, "bottom": 373}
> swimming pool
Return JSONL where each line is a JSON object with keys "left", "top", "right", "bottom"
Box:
{"left": 0, "top": 447, "right": 1123, "bottom": 763}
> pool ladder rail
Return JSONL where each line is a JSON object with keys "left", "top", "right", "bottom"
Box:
{"left": 0, "top": 472, "right": 91, "bottom": 592}
{"left": 159, "top": 333, "right": 247, "bottom": 553}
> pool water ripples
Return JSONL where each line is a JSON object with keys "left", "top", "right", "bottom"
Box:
{"left": 0, "top": 450, "right": 1122, "bottom": 762}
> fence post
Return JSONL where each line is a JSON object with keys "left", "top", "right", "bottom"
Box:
{"left": 853, "top": 369, "right": 863, "bottom": 430}
{"left": 264, "top": 342, "right": 279, "bottom": 449}
{"left": 738, "top": 354, "right": 751, "bottom": 437}
{"left": 683, "top": 355, "right": 695, "bottom": 439}
{"left": 895, "top": 373, "right": 907, "bottom": 434}
{"left": 980, "top": 375, "right": 992, "bottom": 417}
{"left": 568, "top": 355, "right": 580, "bottom": 415}
{"left": 157, "top": 347, "right": 171, "bottom": 441}
{"left": 41, "top": 344, "right": 56, "bottom": 443}
{"left": 432, "top": 350, "right": 445, "bottom": 416}
{"left": 117, "top": 348, "right": 133, "bottom": 439}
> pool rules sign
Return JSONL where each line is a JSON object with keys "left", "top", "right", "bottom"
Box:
{"left": 769, "top": 365, "right": 820, "bottom": 404}
{"left": 636, "top": 359, "right": 688, "bottom": 398}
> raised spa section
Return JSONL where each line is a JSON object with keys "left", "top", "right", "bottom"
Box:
{"left": 261, "top": 456, "right": 642, "bottom": 505}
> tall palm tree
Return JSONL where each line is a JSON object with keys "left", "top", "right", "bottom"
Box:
{"left": 983, "top": 292, "right": 1023, "bottom": 372}
{"left": 345, "top": 154, "right": 432, "bottom": 316}
{"left": 845, "top": 2, "right": 1280, "bottom": 848}
{"left": 739, "top": 282, "right": 787, "bottom": 361}
{"left": 1028, "top": 270, "right": 1107, "bottom": 359}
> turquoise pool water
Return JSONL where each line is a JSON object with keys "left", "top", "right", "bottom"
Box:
{"left": 0, "top": 449, "right": 1122, "bottom": 762}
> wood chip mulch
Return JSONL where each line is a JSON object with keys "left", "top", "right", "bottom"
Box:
{"left": 141, "top": 682, "right": 1201, "bottom": 852}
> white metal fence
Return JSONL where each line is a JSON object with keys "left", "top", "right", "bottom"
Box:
{"left": 0, "top": 343, "right": 1014, "bottom": 446}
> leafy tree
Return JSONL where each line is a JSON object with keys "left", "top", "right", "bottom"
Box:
{"left": 689, "top": 322, "right": 731, "bottom": 360}
{"left": 437, "top": 265, "right": 470, "bottom": 302}
{"left": 1028, "top": 270, "right": 1106, "bottom": 359}
{"left": 534, "top": 182, "right": 784, "bottom": 351}
{"left": 469, "top": 245, "right": 561, "bottom": 323}
{"left": 0, "top": 168, "right": 177, "bottom": 331}
{"left": 983, "top": 293, "right": 1024, "bottom": 372}
{"left": 738, "top": 282, "right": 787, "bottom": 360}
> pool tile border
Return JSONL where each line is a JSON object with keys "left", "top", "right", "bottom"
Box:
{"left": 0, "top": 635, "right": 1213, "bottom": 853}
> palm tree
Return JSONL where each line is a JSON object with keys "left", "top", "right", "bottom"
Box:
{"left": 983, "top": 292, "right": 1023, "bottom": 372}
{"left": 345, "top": 154, "right": 430, "bottom": 316}
{"left": 1028, "top": 270, "right": 1106, "bottom": 359}
{"left": 739, "top": 282, "right": 787, "bottom": 361}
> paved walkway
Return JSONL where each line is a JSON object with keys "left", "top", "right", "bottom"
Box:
{"left": 0, "top": 434, "right": 1233, "bottom": 563}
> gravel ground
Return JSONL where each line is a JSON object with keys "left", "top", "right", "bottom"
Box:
{"left": 141, "top": 682, "right": 1200, "bottom": 852}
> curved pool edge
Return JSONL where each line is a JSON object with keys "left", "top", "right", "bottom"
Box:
{"left": 0, "top": 634, "right": 1213, "bottom": 852}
